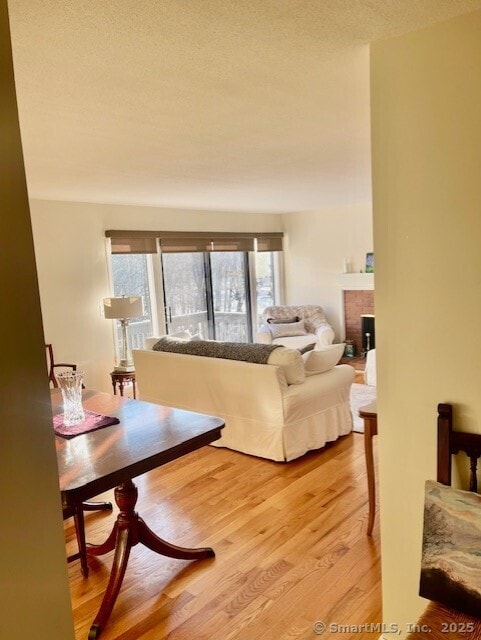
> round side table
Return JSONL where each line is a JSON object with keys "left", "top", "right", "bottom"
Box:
{"left": 110, "top": 371, "right": 136, "bottom": 399}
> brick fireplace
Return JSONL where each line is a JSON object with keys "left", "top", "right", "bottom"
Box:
{"left": 343, "top": 290, "right": 375, "bottom": 357}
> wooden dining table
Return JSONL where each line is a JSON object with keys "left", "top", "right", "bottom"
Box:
{"left": 52, "top": 389, "right": 224, "bottom": 640}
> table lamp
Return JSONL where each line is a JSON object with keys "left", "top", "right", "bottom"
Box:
{"left": 103, "top": 296, "right": 143, "bottom": 372}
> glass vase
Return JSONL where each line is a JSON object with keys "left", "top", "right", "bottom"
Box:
{"left": 57, "top": 371, "right": 85, "bottom": 426}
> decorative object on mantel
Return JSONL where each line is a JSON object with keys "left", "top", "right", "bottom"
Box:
{"left": 365, "top": 252, "right": 374, "bottom": 273}
{"left": 104, "top": 295, "right": 143, "bottom": 372}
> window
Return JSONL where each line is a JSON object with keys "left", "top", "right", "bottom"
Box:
{"left": 107, "top": 231, "right": 283, "bottom": 350}
{"left": 255, "top": 251, "right": 278, "bottom": 325}
{"left": 162, "top": 252, "right": 209, "bottom": 337}
{"left": 210, "top": 252, "right": 251, "bottom": 341}
{"left": 161, "top": 251, "right": 252, "bottom": 342}
{"left": 110, "top": 254, "right": 155, "bottom": 350}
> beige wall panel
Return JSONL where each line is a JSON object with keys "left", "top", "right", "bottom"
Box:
{"left": 371, "top": 9, "right": 481, "bottom": 636}
{"left": 0, "top": 2, "right": 74, "bottom": 637}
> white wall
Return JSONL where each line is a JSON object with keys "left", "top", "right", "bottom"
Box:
{"left": 282, "top": 204, "right": 373, "bottom": 338}
{"left": 31, "top": 199, "right": 282, "bottom": 391}
{"left": 371, "top": 10, "right": 481, "bottom": 636}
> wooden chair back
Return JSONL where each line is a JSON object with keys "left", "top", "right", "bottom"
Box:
{"left": 437, "top": 403, "right": 481, "bottom": 490}
{"left": 45, "top": 343, "right": 79, "bottom": 388}
{"left": 407, "top": 404, "right": 481, "bottom": 638}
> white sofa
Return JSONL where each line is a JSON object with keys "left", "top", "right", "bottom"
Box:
{"left": 257, "top": 305, "right": 335, "bottom": 351}
{"left": 133, "top": 340, "right": 354, "bottom": 462}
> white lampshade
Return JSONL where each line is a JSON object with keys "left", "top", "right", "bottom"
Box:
{"left": 103, "top": 296, "right": 143, "bottom": 320}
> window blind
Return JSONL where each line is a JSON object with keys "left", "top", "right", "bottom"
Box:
{"left": 160, "top": 237, "right": 255, "bottom": 252}
{"left": 109, "top": 236, "right": 157, "bottom": 254}
{"left": 105, "top": 230, "right": 283, "bottom": 254}
{"left": 256, "top": 236, "right": 283, "bottom": 252}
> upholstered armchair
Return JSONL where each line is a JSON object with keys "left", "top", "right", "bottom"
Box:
{"left": 257, "top": 305, "right": 335, "bottom": 350}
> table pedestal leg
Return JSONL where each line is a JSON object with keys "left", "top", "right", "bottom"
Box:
{"left": 87, "top": 479, "right": 214, "bottom": 639}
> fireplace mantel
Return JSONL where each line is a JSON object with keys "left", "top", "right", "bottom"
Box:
{"left": 339, "top": 273, "right": 374, "bottom": 290}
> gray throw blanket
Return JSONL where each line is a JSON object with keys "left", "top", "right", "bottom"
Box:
{"left": 152, "top": 337, "right": 281, "bottom": 364}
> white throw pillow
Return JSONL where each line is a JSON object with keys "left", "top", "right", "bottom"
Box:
{"left": 170, "top": 330, "right": 193, "bottom": 340}
{"left": 267, "top": 347, "right": 305, "bottom": 385}
{"left": 145, "top": 336, "right": 162, "bottom": 350}
{"left": 144, "top": 331, "right": 192, "bottom": 350}
{"left": 269, "top": 319, "right": 307, "bottom": 339}
{"left": 302, "top": 343, "right": 345, "bottom": 376}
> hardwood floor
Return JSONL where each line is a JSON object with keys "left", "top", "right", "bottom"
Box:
{"left": 340, "top": 356, "right": 366, "bottom": 372}
{"left": 66, "top": 432, "right": 381, "bottom": 639}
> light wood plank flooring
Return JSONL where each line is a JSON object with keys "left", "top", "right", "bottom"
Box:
{"left": 65, "top": 432, "right": 381, "bottom": 639}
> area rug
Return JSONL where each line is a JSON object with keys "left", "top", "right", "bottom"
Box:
{"left": 350, "top": 383, "right": 377, "bottom": 433}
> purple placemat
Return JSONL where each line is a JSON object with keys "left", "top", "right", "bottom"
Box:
{"left": 53, "top": 410, "right": 120, "bottom": 439}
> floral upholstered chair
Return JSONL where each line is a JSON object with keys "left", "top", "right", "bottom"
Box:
{"left": 257, "top": 305, "right": 335, "bottom": 351}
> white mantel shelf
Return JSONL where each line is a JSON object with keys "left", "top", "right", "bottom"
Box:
{"left": 339, "top": 272, "right": 374, "bottom": 290}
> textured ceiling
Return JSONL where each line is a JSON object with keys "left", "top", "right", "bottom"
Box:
{"left": 8, "top": 0, "right": 481, "bottom": 213}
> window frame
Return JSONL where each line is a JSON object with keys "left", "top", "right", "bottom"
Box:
{"left": 107, "top": 235, "right": 284, "bottom": 351}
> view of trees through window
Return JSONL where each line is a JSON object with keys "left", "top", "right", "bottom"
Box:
{"left": 162, "top": 252, "right": 209, "bottom": 337}
{"left": 211, "top": 252, "right": 249, "bottom": 341}
{"left": 162, "top": 253, "right": 206, "bottom": 316}
{"left": 255, "top": 251, "right": 275, "bottom": 320}
{"left": 110, "top": 250, "right": 278, "bottom": 352}
{"left": 163, "top": 252, "right": 250, "bottom": 341}
{"left": 111, "top": 254, "right": 153, "bottom": 348}
{"left": 211, "top": 252, "right": 247, "bottom": 314}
